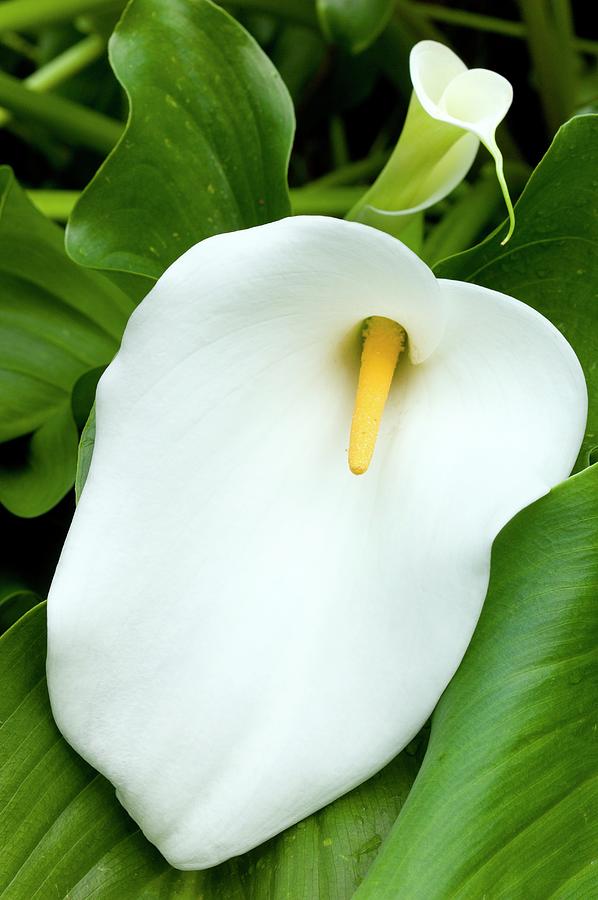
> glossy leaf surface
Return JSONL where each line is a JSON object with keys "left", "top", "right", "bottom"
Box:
{"left": 356, "top": 463, "right": 598, "bottom": 898}
{"left": 0, "top": 168, "right": 132, "bottom": 517}
{"left": 0, "top": 605, "right": 419, "bottom": 898}
{"left": 67, "top": 0, "right": 295, "bottom": 282}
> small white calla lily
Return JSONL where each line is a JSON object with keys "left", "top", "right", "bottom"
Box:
{"left": 350, "top": 40, "right": 515, "bottom": 242}
{"left": 47, "top": 216, "right": 585, "bottom": 870}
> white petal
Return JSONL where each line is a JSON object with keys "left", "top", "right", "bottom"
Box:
{"left": 47, "top": 217, "right": 586, "bottom": 870}
{"left": 411, "top": 40, "right": 515, "bottom": 240}
{"left": 409, "top": 40, "right": 467, "bottom": 108}
{"left": 349, "top": 96, "right": 480, "bottom": 233}
{"left": 352, "top": 41, "right": 513, "bottom": 236}
{"left": 364, "top": 101, "right": 480, "bottom": 219}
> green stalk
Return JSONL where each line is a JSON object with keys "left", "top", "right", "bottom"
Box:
{"left": 398, "top": 2, "right": 524, "bottom": 38}
{"left": 400, "top": 1, "right": 598, "bottom": 55}
{"left": 306, "top": 151, "right": 390, "bottom": 190}
{"left": 422, "top": 177, "right": 504, "bottom": 266}
{"left": 0, "top": 0, "right": 122, "bottom": 32}
{"left": 329, "top": 116, "right": 350, "bottom": 169}
{"left": 27, "top": 190, "right": 80, "bottom": 220}
{"left": 0, "top": 69, "right": 122, "bottom": 154}
{"left": 422, "top": 161, "right": 531, "bottom": 266}
{"left": 518, "top": 0, "right": 576, "bottom": 134}
{"left": 575, "top": 36, "right": 598, "bottom": 56}
{"left": 392, "top": 2, "right": 446, "bottom": 43}
{"left": 553, "top": 0, "right": 577, "bottom": 61}
{"left": 1, "top": 32, "right": 39, "bottom": 61}
{"left": 27, "top": 35, "right": 105, "bottom": 91}
{"left": 28, "top": 186, "right": 368, "bottom": 221}
{"left": 0, "top": 35, "right": 105, "bottom": 128}
{"left": 290, "top": 185, "right": 367, "bottom": 216}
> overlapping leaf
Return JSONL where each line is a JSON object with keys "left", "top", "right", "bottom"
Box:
{"left": 66, "top": 0, "right": 295, "bottom": 283}
{"left": 0, "top": 586, "right": 39, "bottom": 634}
{"left": 316, "top": 0, "right": 395, "bottom": 54}
{"left": 0, "top": 604, "right": 420, "bottom": 899}
{"left": 436, "top": 114, "right": 598, "bottom": 465}
{"left": 356, "top": 463, "right": 598, "bottom": 898}
{"left": 2, "top": 0, "right": 297, "bottom": 518}
{"left": 0, "top": 168, "right": 133, "bottom": 517}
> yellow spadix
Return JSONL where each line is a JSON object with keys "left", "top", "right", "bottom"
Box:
{"left": 349, "top": 316, "right": 406, "bottom": 475}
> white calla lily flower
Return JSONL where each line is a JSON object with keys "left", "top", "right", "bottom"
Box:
{"left": 350, "top": 40, "right": 515, "bottom": 242}
{"left": 47, "top": 216, "right": 586, "bottom": 870}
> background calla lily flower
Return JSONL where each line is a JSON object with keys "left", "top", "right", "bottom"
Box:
{"left": 350, "top": 40, "right": 515, "bottom": 242}
{"left": 47, "top": 216, "right": 586, "bottom": 870}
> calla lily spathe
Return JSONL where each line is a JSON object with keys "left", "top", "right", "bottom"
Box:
{"left": 350, "top": 41, "right": 515, "bottom": 241}
{"left": 47, "top": 216, "right": 586, "bottom": 870}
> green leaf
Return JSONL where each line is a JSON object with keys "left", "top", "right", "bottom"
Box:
{"left": 271, "top": 23, "right": 326, "bottom": 104}
{"left": 0, "top": 404, "right": 79, "bottom": 518}
{"left": 74, "top": 403, "right": 95, "bottom": 503}
{"left": 0, "top": 587, "right": 40, "bottom": 634}
{"left": 0, "top": 604, "right": 421, "bottom": 898}
{"left": 71, "top": 366, "right": 105, "bottom": 430}
{"left": 66, "top": 0, "right": 295, "bottom": 283}
{"left": 0, "top": 168, "right": 133, "bottom": 517}
{"left": 356, "top": 463, "right": 598, "bottom": 899}
{"left": 316, "top": 0, "right": 395, "bottom": 54}
{"left": 435, "top": 114, "right": 598, "bottom": 465}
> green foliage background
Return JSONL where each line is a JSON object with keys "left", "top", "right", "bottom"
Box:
{"left": 1, "top": 0, "right": 597, "bottom": 897}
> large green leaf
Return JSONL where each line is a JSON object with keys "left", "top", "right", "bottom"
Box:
{"left": 356, "top": 463, "right": 598, "bottom": 898}
{"left": 0, "top": 603, "right": 421, "bottom": 898}
{"left": 0, "top": 406, "right": 79, "bottom": 518}
{"left": 316, "top": 0, "right": 395, "bottom": 54}
{"left": 0, "top": 168, "right": 133, "bottom": 518}
{"left": 436, "top": 114, "right": 598, "bottom": 464}
{"left": 66, "top": 0, "right": 295, "bottom": 283}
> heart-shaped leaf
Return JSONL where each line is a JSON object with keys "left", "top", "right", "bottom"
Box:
{"left": 356, "top": 463, "right": 598, "bottom": 898}
{"left": 0, "top": 168, "right": 133, "bottom": 517}
{"left": 0, "top": 604, "right": 420, "bottom": 898}
{"left": 66, "top": 0, "right": 295, "bottom": 283}
{"left": 436, "top": 114, "right": 598, "bottom": 465}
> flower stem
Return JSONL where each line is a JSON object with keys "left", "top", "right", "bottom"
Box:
{"left": 290, "top": 185, "right": 367, "bottom": 216}
{"left": 29, "top": 34, "right": 105, "bottom": 90}
{"left": 1, "top": 32, "right": 39, "bottom": 61}
{"left": 27, "top": 190, "right": 80, "bottom": 220}
{"left": 0, "top": 0, "right": 122, "bottom": 31}
{"left": 400, "top": 1, "right": 598, "bottom": 56}
{"left": 28, "top": 186, "right": 368, "bottom": 221}
{"left": 0, "top": 69, "right": 122, "bottom": 154}
{"left": 518, "top": 0, "right": 576, "bottom": 134}
{"left": 329, "top": 116, "right": 350, "bottom": 169}
{"left": 0, "top": 35, "right": 105, "bottom": 128}
{"left": 0, "top": 0, "right": 318, "bottom": 32}
{"left": 306, "top": 151, "right": 390, "bottom": 190}
{"left": 423, "top": 176, "right": 505, "bottom": 267}
{"left": 423, "top": 162, "right": 531, "bottom": 266}
{"left": 398, "top": 2, "right": 524, "bottom": 38}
